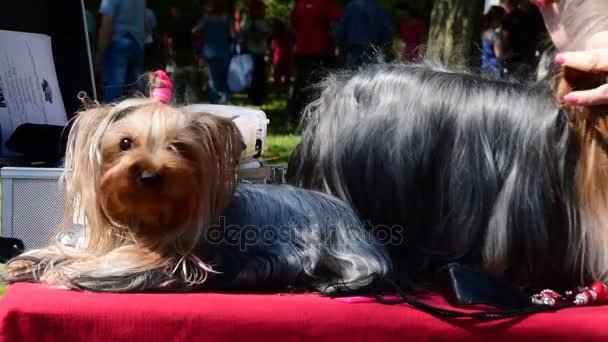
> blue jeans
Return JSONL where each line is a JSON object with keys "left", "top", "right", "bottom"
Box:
{"left": 206, "top": 57, "right": 230, "bottom": 104}
{"left": 102, "top": 35, "right": 144, "bottom": 102}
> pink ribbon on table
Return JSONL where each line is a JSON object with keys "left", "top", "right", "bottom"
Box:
{"left": 334, "top": 296, "right": 402, "bottom": 304}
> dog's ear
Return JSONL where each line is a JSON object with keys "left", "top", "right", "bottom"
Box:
{"left": 64, "top": 105, "right": 114, "bottom": 170}
{"left": 62, "top": 105, "right": 116, "bottom": 214}
{"left": 189, "top": 112, "right": 246, "bottom": 165}
{"left": 188, "top": 112, "right": 245, "bottom": 219}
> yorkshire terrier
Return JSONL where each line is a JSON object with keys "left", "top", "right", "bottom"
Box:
{"left": 288, "top": 61, "right": 608, "bottom": 293}
{"left": 2, "top": 99, "right": 390, "bottom": 293}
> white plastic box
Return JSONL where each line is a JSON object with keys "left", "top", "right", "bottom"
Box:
{"left": 182, "top": 104, "right": 269, "bottom": 159}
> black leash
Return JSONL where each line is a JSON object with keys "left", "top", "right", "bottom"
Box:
{"left": 372, "top": 277, "right": 574, "bottom": 320}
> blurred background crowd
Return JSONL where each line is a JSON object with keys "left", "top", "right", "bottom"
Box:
{"left": 85, "top": 0, "right": 550, "bottom": 129}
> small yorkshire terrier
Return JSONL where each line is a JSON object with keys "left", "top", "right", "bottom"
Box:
{"left": 2, "top": 99, "right": 389, "bottom": 293}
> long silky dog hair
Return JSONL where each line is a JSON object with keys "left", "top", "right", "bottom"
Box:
{"left": 288, "top": 62, "right": 608, "bottom": 292}
{"left": 1, "top": 99, "right": 390, "bottom": 293}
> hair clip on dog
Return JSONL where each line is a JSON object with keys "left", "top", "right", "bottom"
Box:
{"left": 150, "top": 70, "right": 173, "bottom": 104}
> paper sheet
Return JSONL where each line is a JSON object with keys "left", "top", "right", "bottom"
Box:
{"left": 0, "top": 30, "right": 67, "bottom": 156}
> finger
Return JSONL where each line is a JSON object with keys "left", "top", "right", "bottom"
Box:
{"left": 565, "top": 84, "right": 608, "bottom": 106}
{"left": 556, "top": 50, "right": 608, "bottom": 73}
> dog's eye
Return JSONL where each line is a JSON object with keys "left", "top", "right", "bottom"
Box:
{"left": 119, "top": 138, "right": 134, "bottom": 152}
{"left": 169, "top": 142, "right": 190, "bottom": 155}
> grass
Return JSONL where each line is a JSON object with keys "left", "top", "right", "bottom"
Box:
{"left": 257, "top": 98, "right": 300, "bottom": 166}
{"left": 0, "top": 264, "right": 5, "bottom": 298}
{"left": 266, "top": 135, "right": 300, "bottom": 165}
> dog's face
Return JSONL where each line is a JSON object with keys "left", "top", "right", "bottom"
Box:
{"left": 91, "top": 103, "right": 242, "bottom": 237}
{"left": 97, "top": 106, "right": 204, "bottom": 234}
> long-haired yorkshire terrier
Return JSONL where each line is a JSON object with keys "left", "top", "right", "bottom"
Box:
{"left": 2, "top": 99, "right": 390, "bottom": 293}
{"left": 288, "top": 60, "right": 608, "bottom": 293}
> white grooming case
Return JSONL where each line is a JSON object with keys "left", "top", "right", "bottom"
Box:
{"left": 1, "top": 167, "right": 67, "bottom": 251}
{"left": 182, "top": 104, "right": 269, "bottom": 158}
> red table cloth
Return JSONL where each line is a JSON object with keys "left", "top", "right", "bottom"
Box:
{"left": 1, "top": 283, "right": 608, "bottom": 341}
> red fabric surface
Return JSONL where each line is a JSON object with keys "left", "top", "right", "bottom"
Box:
{"left": 2, "top": 283, "right": 608, "bottom": 342}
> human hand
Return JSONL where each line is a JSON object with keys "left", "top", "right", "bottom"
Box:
{"left": 531, "top": 0, "right": 608, "bottom": 51}
{"left": 557, "top": 32, "right": 608, "bottom": 106}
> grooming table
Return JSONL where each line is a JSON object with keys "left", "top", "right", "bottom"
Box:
{"left": 1, "top": 283, "right": 608, "bottom": 341}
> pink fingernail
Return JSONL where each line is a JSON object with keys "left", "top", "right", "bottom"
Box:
{"left": 556, "top": 54, "right": 567, "bottom": 65}
{"left": 565, "top": 94, "right": 579, "bottom": 104}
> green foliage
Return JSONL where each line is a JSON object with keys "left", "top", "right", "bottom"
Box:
{"left": 0, "top": 264, "right": 5, "bottom": 298}
{"left": 236, "top": 0, "right": 294, "bottom": 23}
{"left": 265, "top": 0, "right": 295, "bottom": 23}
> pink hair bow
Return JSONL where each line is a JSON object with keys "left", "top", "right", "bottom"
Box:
{"left": 151, "top": 70, "right": 173, "bottom": 104}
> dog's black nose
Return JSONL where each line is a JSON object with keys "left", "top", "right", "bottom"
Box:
{"left": 138, "top": 170, "right": 161, "bottom": 186}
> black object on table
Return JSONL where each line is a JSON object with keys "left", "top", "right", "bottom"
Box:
{"left": 0, "top": 238, "right": 25, "bottom": 263}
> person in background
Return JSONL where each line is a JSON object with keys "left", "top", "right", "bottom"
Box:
{"left": 498, "top": 0, "right": 545, "bottom": 79}
{"left": 481, "top": 5, "right": 506, "bottom": 78}
{"left": 144, "top": 7, "right": 160, "bottom": 70}
{"left": 242, "top": 0, "right": 270, "bottom": 106}
{"left": 234, "top": 5, "right": 244, "bottom": 36}
{"left": 289, "top": 0, "right": 342, "bottom": 124}
{"left": 335, "top": 0, "right": 394, "bottom": 67}
{"left": 520, "top": 1, "right": 548, "bottom": 59}
{"left": 96, "top": 0, "right": 146, "bottom": 102}
{"left": 167, "top": 5, "right": 205, "bottom": 105}
{"left": 166, "top": 6, "right": 195, "bottom": 68}
{"left": 396, "top": 3, "right": 427, "bottom": 61}
{"left": 270, "top": 19, "right": 291, "bottom": 95}
{"left": 192, "top": 1, "right": 235, "bottom": 105}
{"left": 85, "top": 8, "right": 97, "bottom": 57}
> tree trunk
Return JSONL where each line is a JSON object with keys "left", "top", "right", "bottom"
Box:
{"left": 427, "top": 0, "right": 485, "bottom": 67}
